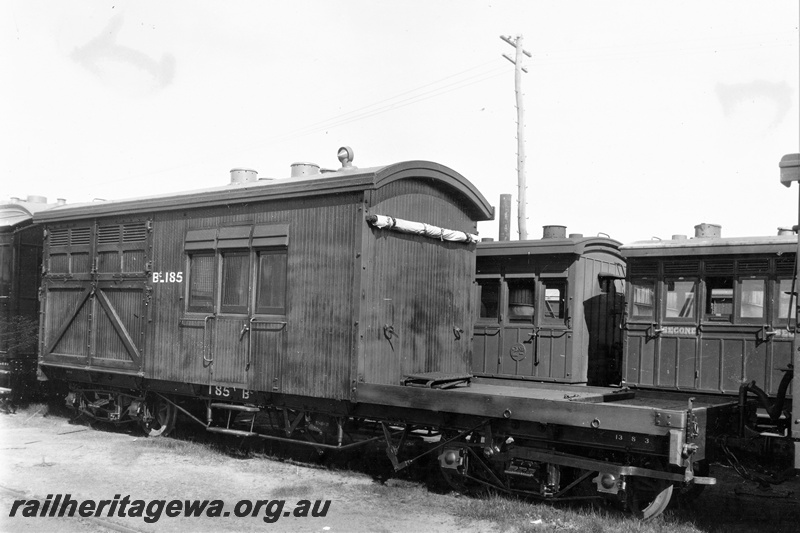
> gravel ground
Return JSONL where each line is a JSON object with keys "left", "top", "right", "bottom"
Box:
{"left": 0, "top": 409, "right": 499, "bottom": 533}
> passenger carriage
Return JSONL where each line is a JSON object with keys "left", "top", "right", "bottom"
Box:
{"left": 0, "top": 195, "right": 58, "bottom": 408}
{"left": 473, "top": 226, "right": 625, "bottom": 386}
{"left": 621, "top": 224, "right": 795, "bottom": 405}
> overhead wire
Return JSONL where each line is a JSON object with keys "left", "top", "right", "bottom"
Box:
{"left": 74, "top": 58, "right": 509, "bottom": 188}
{"left": 65, "top": 31, "right": 799, "bottom": 191}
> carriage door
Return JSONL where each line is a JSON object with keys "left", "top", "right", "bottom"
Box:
{"left": 212, "top": 247, "right": 251, "bottom": 388}
{"left": 208, "top": 225, "right": 288, "bottom": 392}
{"left": 472, "top": 277, "right": 503, "bottom": 374}
{"left": 534, "top": 277, "right": 571, "bottom": 380}
{"left": 769, "top": 266, "right": 794, "bottom": 396}
{"left": 208, "top": 225, "right": 260, "bottom": 389}
{"left": 499, "top": 276, "right": 537, "bottom": 376}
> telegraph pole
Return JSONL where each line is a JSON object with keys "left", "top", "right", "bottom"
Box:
{"left": 501, "top": 34, "right": 531, "bottom": 240}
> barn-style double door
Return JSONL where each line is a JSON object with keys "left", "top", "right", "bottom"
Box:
{"left": 41, "top": 221, "right": 150, "bottom": 372}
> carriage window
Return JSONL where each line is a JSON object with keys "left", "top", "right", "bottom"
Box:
{"left": 220, "top": 251, "right": 249, "bottom": 314}
{"left": 630, "top": 280, "right": 655, "bottom": 318}
{"left": 666, "top": 280, "right": 696, "bottom": 319}
{"left": 705, "top": 277, "right": 733, "bottom": 321}
{"left": 508, "top": 279, "right": 535, "bottom": 322}
{"left": 542, "top": 280, "right": 566, "bottom": 323}
{"left": 477, "top": 279, "right": 500, "bottom": 319}
{"left": 739, "top": 279, "right": 765, "bottom": 319}
{"left": 778, "top": 279, "right": 797, "bottom": 321}
{"left": 255, "top": 250, "right": 287, "bottom": 314}
{"left": 188, "top": 253, "right": 214, "bottom": 312}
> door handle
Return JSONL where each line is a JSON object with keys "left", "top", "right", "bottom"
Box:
{"left": 202, "top": 315, "right": 216, "bottom": 363}
{"left": 239, "top": 323, "right": 250, "bottom": 340}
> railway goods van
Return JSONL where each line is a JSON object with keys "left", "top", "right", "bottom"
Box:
{"left": 36, "top": 152, "right": 491, "bottom": 404}
{"left": 34, "top": 149, "right": 739, "bottom": 519}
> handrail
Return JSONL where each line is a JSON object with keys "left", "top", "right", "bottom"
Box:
{"left": 202, "top": 314, "right": 216, "bottom": 363}
{"left": 246, "top": 318, "right": 287, "bottom": 371}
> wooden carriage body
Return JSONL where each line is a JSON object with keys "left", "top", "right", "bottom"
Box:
{"left": 35, "top": 161, "right": 493, "bottom": 401}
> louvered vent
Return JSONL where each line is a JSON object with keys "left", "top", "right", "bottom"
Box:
{"left": 71, "top": 227, "right": 91, "bottom": 246}
{"left": 123, "top": 222, "right": 148, "bottom": 243}
{"left": 776, "top": 257, "right": 796, "bottom": 276}
{"left": 630, "top": 260, "right": 658, "bottom": 277}
{"left": 51, "top": 227, "right": 91, "bottom": 246}
{"left": 663, "top": 260, "right": 699, "bottom": 276}
{"left": 49, "top": 228, "right": 69, "bottom": 247}
{"left": 704, "top": 260, "right": 734, "bottom": 275}
{"left": 738, "top": 259, "right": 769, "bottom": 275}
{"left": 98, "top": 225, "right": 121, "bottom": 244}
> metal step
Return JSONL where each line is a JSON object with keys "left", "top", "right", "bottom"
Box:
{"left": 206, "top": 427, "right": 258, "bottom": 438}
{"left": 209, "top": 403, "right": 260, "bottom": 413}
{"left": 756, "top": 411, "right": 787, "bottom": 420}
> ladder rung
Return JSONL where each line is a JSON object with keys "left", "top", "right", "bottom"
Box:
{"left": 206, "top": 427, "right": 258, "bottom": 438}
{"left": 209, "top": 403, "right": 260, "bottom": 412}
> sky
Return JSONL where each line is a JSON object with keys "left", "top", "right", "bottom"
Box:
{"left": 1, "top": 1, "right": 798, "bottom": 244}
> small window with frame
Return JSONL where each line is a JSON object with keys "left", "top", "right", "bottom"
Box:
{"left": 476, "top": 279, "right": 501, "bottom": 320}
{"left": 738, "top": 278, "right": 765, "bottom": 320}
{"left": 777, "top": 278, "right": 797, "bottom": 324}
{"left": 705, "top": 277, "right": 733, "bottom": 321}
{"left": 541, "top": 279, "right": 566, "bottom": 324}
{"left": 255, "top": 249, "right": 287, "bottom": 315}
{"left": 220, "top": 251, "right": 250, "bottom": 314}
{"left": 187, "top": 253, "right": 215, "bottom": 313}
{"left": 630, "top": 279, "right": 656, "bottom": 319}
{"left": 665, "top": 279, "right": 696, "bottom": 320}
{"left": 508, "top": 279, "right": 535, "bottom": 322}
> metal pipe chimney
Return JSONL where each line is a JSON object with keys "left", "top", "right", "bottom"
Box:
{"left": 499, "top": 194, "right": 512, "bottom": 241}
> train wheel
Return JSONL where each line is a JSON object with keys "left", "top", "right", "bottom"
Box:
{"left": 438, "top": 449, "right": 500, "bottom": 497}
{"left": 440, "top": 465, "right": 476, "bottom": 494}
{"left": 140, "top": 395, "right": 177, "bottom": 437}
{"left": 626, "top": 476, "right": 674, "bottom": 520}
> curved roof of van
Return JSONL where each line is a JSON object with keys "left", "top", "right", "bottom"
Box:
{"left": 0, "top": 197, "right": 57, "bottom": 229}
{"left": 33, "top": 160, "right": 494, "bottom": 223}
{"left": 620, "top": 234, "right": 798, "bottom": 257}
{"left": 477, "top": 235, "right": 623, "bottom": 259}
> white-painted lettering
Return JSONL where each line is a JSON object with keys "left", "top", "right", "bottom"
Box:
{"left": 150, "top": 271, "right": 184, "bottom": 284}
{"left": 662, "top": 326, "right": 697, "bottom": 336}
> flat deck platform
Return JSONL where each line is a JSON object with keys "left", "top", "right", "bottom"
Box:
{"left": 356, "top": 377, "right": 737, "bottom": 437}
